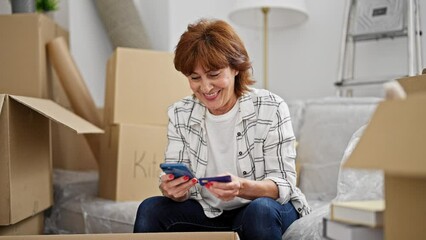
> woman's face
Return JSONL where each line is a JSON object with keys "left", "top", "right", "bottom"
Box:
{"left": 188, "top": 64, "right": 239, "bottom": 115}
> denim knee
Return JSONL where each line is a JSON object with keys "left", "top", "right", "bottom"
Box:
{"left": 235, "top": 197, "right": 298, "bottom": 240}
{"left": 134, "top": 196, "right": 167, "bottom": 232}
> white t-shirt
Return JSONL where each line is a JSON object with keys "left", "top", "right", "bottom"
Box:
{"left": 202, "top": 101, "right": 250, "bottom": 210}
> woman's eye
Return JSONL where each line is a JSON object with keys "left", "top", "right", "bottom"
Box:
{"left": 209, "top": 72, "right": 220, "bottom": 78}
{"left": 190, "top": 76, "right": 200, "bottom": 80}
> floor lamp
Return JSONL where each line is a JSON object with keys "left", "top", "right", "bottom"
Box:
{"left": 229, "top": 0, "right": 308, "bottom": 90}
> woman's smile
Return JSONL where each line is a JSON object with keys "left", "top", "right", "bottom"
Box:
{"left": 203, "top": 90, "right": 220, "bottom": 100}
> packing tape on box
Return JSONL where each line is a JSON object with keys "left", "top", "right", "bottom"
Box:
{"left": 47, "top": 36, "right": 102, "bottom": 163}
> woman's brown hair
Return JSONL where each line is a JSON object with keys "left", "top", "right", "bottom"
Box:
{"left": 174, "top": 18, "right": 255, "bottom": 98}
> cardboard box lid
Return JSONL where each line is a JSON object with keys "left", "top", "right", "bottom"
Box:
{"left": 0, "top": 94, "right": 4, "bottom": 111}
{"left": 397, "top": 73, "right": 426, "bottom": 95}
{"left": 0, "top": 232, "right": 239, "bottom": 240}
{"left": 0, "top": 94, "right": 103, "bottom": 134}
{"left": 344, "top": 93, "right": 426, "bottom": 177}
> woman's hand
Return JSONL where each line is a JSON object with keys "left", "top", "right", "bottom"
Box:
{"left": 159, "top": 174, "right": 198, "bottom": 202}
{"left": 204, "top": 174, "right": 242, "bottom": 201}
{"left": 204, "top": 175, "right": 279, "bottom": 201}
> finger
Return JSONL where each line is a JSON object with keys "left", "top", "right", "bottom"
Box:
{"left": 162, "top": 177, "right": 197, "bottom": 197}
{"left": 160, "top": 174, "right": 175, "bottom": 183}
{"left": 175, "top": 177, "right": 197, "bottom": 191}
{"left": 208, "top": 183, "right": 239, "bottom": 201}
{"left": 211, "top": 181, "right": 238, "bottom": 190}
{"left": 205, "top": 186, "right": 220, "bottom": 199}
{"left": 206, "top": 188, "right": 234, "bottom": 201}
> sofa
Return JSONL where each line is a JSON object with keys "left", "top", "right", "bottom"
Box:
{"left": 44, "top": 97, "right": 384, "bottom": 239}
{"left": 283, "top": 97, "right": 384, "bottom": 239}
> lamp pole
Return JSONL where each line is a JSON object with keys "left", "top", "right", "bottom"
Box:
{"left": 262, "top": 7, "right": 270, "bottom": 90}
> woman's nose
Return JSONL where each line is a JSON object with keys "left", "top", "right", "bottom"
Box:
{"left": 200, "top": 79, "right": 213, "bottom": 93}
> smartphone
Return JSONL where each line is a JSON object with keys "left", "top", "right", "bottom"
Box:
{"left": 159, "top": 163, "right": 195, "bottom": 178}
{"left": 199, "top": 175, "right": 232, "bottom": 186}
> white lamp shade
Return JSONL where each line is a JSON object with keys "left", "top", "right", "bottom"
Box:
{"left": 229, "top": 0, "right": 309, "bottom": 29}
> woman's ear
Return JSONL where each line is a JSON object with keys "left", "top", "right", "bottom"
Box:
{"left": 235, "top": 70, "right": 239, "bottom": 76}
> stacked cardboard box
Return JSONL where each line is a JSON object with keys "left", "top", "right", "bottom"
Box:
{"left": 344, "top": 73, "right": 426, "bottom": 240}
{"left": 0, "top": 13, "right": 99, "bottom": 171}
{"left": 0, "top": 212, "right": 44, "bottom": 236}
{"left": 0, "top": 14, "right": 103, "bottom": 234}
{"left": 99, "top": 48, "right": 191, "bottom": 201}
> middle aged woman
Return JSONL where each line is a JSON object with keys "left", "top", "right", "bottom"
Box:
{"left": 133, "top": 18, "right": 311, "bottom": 240}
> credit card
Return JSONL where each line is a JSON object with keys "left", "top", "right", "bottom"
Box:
{"left": 199, "top": 175, "right": 232, "bottom": 186}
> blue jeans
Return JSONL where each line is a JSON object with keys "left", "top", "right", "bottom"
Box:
{"left": 133, "top": 196, "right": 299, "bottom": 240}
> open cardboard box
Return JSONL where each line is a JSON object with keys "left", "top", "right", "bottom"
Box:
{"left": 344, "top": 73, "right": 426, "bottom": 240}
{"left": 0, "top": 13, "right": 99, "bottom": 171}
{"left": 0, "top": 94, "right": 103, "bottom": 226}
{"left": 0, "top": 232, "right": 239, "bottom": 240}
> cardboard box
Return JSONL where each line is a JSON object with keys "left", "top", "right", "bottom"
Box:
{"left": 0, "top": 232, "right": 239, "bottom": 240}
{"left": 99, "top": 124, "right": 165, "bottom": 201}
{"left": 104, "top": 48, "right": 191, "bottom": 126}
{"left": 0, "top": 94, "right": 103, "bottom": 225}
{"left": 0, "top": 13, "right": 68, "bottom": 99}
{"left": 0, "top": 13, "right": 97, "bottom": 171}
{"left": 344, "top": 74, "right": 426, "bottom": 240}
{"left": 0, "top": 212, "right": 44, "bottom": 236}
{"left": 50, "top": 82, "right": 100, "bottom": 171}
{"left": 51, "top": 123, "right": 98, "bottom": 170}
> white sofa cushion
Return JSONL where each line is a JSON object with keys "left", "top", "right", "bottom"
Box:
{"left": 295, "top": 97, "right": 380, "bottom": 201}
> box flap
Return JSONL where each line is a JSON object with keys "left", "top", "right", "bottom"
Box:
{"left": 0, "top": 94, "right": 4, "bottom": 113}
{"left": 397, "top": 74, "right": 426, "bottom": 95}
{"left": 344, "top": 94, "right": 426, "bottom": 177}
{"left": 0, "top": 232, "right": 240, "bottom": 239}
{"left": 10, "top": 95, "right": 103, "bottom": 134}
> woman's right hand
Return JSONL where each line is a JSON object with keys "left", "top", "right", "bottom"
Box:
{"left": 159, "top": 174, "right": 198, "bottom": 202}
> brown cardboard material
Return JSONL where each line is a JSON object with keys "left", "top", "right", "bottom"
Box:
{"left": 0, "top": 13, "right": 66, "bottom": 99}
{"left": 0, "top": 13, "right": 96, "bottom": 171}
{"left": 47, "top": 37, "right": 102, "bottom": 128}
{"left": 344, "top": 73, "right": 426, "bottom": 240}
{"left": 385, "top": 175, "right": 426, "bottom": 240}
{"left": 99, "top": 123, "right": 165, "bottom": 201}
{"left": 50, "top": 76, "right": 100, "bottom": 171}
{"left": 0, "top": 232, "right": 239, "bottom": 240}
{"left": 51, "top": 123, "right": 98, "bottom": 170}
{"left": 397, "top": 74, "right": 426, "bottom": 96}
{"left": 47, "top": 36, "right": 103, "bottom": 163}
{"left": 51, "top": 107, "right": 103, "bottom": 171}
{"left": 0, "top": 212, "right": 44, "bottom": 236}
{"left": 104, "top": 48, "right": 191, "bottom": 127}
{"left": 0, "top": 94, "right": 103, "bottom": 226}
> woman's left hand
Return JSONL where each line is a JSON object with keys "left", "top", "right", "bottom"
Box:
{"left": 204, "top": 174, "right": 242, "bottom": 201}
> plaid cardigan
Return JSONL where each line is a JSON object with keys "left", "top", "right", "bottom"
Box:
{"left": 164, "top": 88, "right": 311, "bottom": 218}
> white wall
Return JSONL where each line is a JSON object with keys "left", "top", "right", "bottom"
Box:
{"left": 164, "top": 0, "right": 426, "bottom": 100}
{"left": 135, "top": 0, "right": 170, "bottom": 51}
{"left": 160, "top": 0, "right": 265, "bottom": 89}
{"left": 68, "top": 0, "right": 113, "bottom": 107}
{"left": 53, "top": 0, "right": 426, "bottom": 107}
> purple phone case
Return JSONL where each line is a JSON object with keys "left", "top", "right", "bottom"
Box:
{"left": 199, "top": 175, "right": 232, "bottom": 186}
